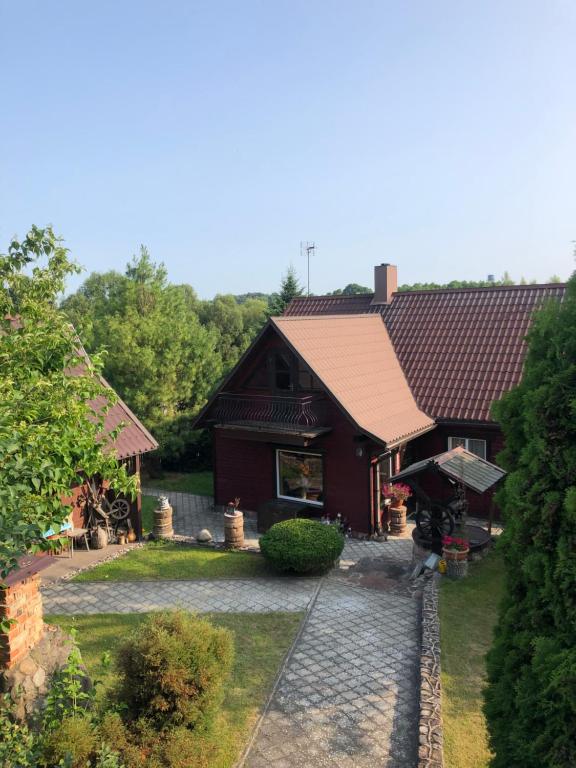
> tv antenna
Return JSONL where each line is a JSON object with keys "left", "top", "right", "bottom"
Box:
{"left": 301, "top": 241, "right": 315, "bottom": 296}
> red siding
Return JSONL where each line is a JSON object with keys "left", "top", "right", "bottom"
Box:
{"left": 213, "top": 397, "right": 374, "bottom": 532}
{"left": 410, "top": 424, "right": 505, "bottom": 518}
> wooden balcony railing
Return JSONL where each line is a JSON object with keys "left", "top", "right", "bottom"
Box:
{"left": 212, "top": 393, "right": 326, "bottom": 427}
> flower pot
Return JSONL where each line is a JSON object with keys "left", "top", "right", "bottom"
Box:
{"left": 389, "top": 505, "right": 407, "bottom": 535}
{"left": 442, "top": 547, "right": 469, "bottom": 579}
{"left": 224, "top": 510, "right": 244, "bottom": 549}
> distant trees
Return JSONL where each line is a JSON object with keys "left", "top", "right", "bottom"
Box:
{"left": 62, "top": 248, "right": 267, "bottom": 469}
{"left": 484, "top": 271, "right": 576, "bottom": 767}
{"left": 268, "top": 266, "right": 304, "bottom": 315}
{"left": 327, "top": 283, "right": 371, "bottom": 296}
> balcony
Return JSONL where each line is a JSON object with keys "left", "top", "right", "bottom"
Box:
{"left": 211, "top": 392, "right": 330, "bottom": 444}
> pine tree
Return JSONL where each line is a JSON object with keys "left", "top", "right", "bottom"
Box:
{"left": 268, "top": 266, "right": 304, "bottom": 315}
{"left": 484, "top": 272, "right": 576, "bottom": 767}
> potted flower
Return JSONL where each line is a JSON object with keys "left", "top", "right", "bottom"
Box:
{"left": 442, "top": 535, "right": 470, "bottom": 579}
{"left": 382, "top": 483, "right": 412, "bottom": 535}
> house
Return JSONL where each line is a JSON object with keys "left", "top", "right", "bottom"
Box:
{"left": 193, "top": 264, "right": 565, "bottom": 533}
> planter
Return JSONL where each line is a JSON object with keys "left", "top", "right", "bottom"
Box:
{"left": 442, "top": 547, "right": 469, "bottom": 579}
{"left": 224, "top": 510, "right": 244, "bottom": 549}
{"left": 389, "top": 504, "right": 407, "bottom": 535}
{"left": 153, "top": 501, "right": 174, "bottom": 539}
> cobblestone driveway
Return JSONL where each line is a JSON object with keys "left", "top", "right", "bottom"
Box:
{"left": 42, "top": 577, "right": 319, "bottom": 615}
{"left": 242, "top": 547, "right": 421, "bottom": 768}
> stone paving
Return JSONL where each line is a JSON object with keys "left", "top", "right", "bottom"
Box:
{"left": 142, "top": 487, "right": 260, "bottom": 545}
{"left": 242, "top": 540, "right": 421, "bottom": 768}
{"left": 42, "top": 577, "right": 319, "bottom": 615}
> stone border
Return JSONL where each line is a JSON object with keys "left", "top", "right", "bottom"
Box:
{"left": 418, "top": 573, "right": 444, "bottom": 768}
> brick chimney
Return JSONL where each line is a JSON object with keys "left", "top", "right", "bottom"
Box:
{"left": 371, "top": 263, "right": 397, "bottom": 305}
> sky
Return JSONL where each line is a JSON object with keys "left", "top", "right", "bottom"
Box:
{"left": 1, "top": 1, "right": 575, "bottom": 298}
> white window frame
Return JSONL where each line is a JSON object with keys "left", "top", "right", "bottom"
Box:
{"left": 276, "top": 449, "right": 324, "bottom": 507}
{"left": 448, "top": 436, "right": 487, "bottom": 460}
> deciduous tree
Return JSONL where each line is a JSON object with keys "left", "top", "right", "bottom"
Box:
{"left": 0, "top": 226, "right": 135, "bottom": 579}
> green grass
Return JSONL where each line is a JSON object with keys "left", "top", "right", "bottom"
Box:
{"left": 143, "top": 470, "right": 214, "bottom": 496}
{"left": 440, "top": 548, "right": 505, "bottom": 768}
{"left": 141, "top": 494, "right": 155, "bottom": 534}
{"left": 46, "top": 612, "right": 302, "bottom": 768}
{"left": 73, "top": 542, "right": 270, "bottom": 581}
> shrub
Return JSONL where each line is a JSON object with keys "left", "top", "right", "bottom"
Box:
{"left": 115, "top": 611, "right": 234, "bottom": 730}
{"left": 0, "top": 706, "right": 38, "bottom": 768}
{"left": 260, "top": 518, "right": 344, "bottom": 574}
{"left": 40, "top": 716, "right": 97, "bottom": 768}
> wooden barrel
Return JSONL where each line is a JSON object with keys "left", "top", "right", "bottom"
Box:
{"left": 389, "top": 505, "right": 407, "bottom": 536}
{"left": 153, "top": 504, "right": 174, "bottom": 539}
{"left": 224, "top": 511, "right": 244, "bottom": 549}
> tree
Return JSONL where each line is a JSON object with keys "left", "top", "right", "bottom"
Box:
{"left": 62, "top": 248, "right": 223, "bottom": 468}
{"left": 0, "top": 226, "right": 136, "bottom": 580}
{"left": 484, "top": 272, "right": 576, "bottom": 767}
{"left": 268, "top": 266, "right": 304, "bottom": 315}
{"left": 198, "top": 294, "right": 267, "bottom": 371}
{"left": 328, "top": 283, "right": 372, "bottom": 296}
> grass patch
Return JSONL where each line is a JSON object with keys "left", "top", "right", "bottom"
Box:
{"left": 143, "top": 470, "right": 214, "bottom": 496}
{"left": 46, "top": 612, "right": 302, "bottom": 768}
{"left": 440, "top": 548, "right": 505, "bottom": 768}
{"left": 73, "top": 542, "right": 270, "bottom": 581}
{"left": 141, "top": 494, "right": 156, "bottom": 534}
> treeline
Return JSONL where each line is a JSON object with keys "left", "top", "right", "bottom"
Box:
{"left": 61, "top": 249, "right": 270, "bottom": 472}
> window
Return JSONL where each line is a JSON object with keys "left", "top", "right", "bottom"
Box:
{"left": 273, "top": 354, "right": 292, "bottom": 390}
{"left": 448, "top": 436, "right": 487, "bottom": 459}
{"left": 276, "top": 449, "right": 324, "bottom": 506}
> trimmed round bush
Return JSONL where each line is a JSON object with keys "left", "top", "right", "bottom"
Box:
{"left": 116, "top": 610, "right": 234, "bottom": 731}
{"left": 260, "top": 518, "right": 345, "bottom": 574}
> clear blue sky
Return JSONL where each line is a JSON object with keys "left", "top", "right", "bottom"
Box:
{"left": 1, "top": 1, "right": 575, "bottom": 297}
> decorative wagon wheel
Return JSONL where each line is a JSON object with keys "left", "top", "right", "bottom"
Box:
{"left": 415, "top": 504, "right": 455, "bottom": 539}
{"left": 108, "top": 497, "right": 131, "bottom": 522}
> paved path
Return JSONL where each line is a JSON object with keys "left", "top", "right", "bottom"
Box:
{"left": 242, "top": 540, "right": 421, "bottom": 768}
{"left": 42, "top": 577, "right": 319, "bottom": 615}
{"left": 142, "top": 488, "right": 260, "bottom": 545}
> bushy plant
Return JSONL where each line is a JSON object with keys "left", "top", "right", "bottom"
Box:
{"left": 0, "top": 705, "right": 39, "bottom": 768}
{"left": 484, "top": 272, "right": 576, "bottom": 767}
{"left": 115, "top": 611, "right": 234, "bottom": 730}
{"left": 40, "top": 716, "right": 97, "bottom": 768}
{"left": 260, "top": 518, "right": 345, "bottom": 574}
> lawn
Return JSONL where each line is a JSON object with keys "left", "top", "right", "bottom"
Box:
{"left": 142, "top": 470, "right": 214, "bottom": 496}
{"left": 141, "top": 494, "right": 156, "bottom": 533}
{"left": 46, "top": 612, "right": 302, "bottom": 768}
{"left": 439, "top": 548, "right": 505, "bottom": 768}
{"left": 73, "top": 542, "right": 270, "bottom": 581}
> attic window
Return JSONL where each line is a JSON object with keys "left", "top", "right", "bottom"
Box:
{"left": 274, "top": 353, "right": 292, "bottom": 390}
{"left": 448, "top": 436, "right": 487, "bottom": 460}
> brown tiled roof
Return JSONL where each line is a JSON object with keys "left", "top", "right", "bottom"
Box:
{"left": 272, "top": 315, "right": 435, "bottom": 447}
{"left": 285, "top": 294, "right": 378, "bottom": 315}
{"left": 285, "top": 284, "right": 566, "bottom": 422}
{"left": 98, "top": 379, "right": 159, "bottom": 459}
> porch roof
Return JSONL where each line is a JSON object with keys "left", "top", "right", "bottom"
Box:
{"left": 271, "top": 314, "right": 435, "bottom": 447}
{"left": 390, "top": 445, "right": 506, "bottom": 493}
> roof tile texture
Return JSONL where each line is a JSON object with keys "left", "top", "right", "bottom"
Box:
{"left": 285, "top": 284, "right": 566, "bottom": 422}
{"left": 272, "top": 314, "right": 435, "bottom": 446}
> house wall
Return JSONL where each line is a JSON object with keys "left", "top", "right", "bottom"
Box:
{"left": 409, "top": 423, "right": 505, "bottom": 518}
{"left": 213, "top": 397, "right": 374, "bottom": 533}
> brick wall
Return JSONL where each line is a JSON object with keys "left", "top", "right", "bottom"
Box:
{"left": 0, "top": 574, "right": 44, "bottom": 669}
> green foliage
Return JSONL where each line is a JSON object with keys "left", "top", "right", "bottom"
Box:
{"left": 42, "top": 630, "right": 95, "bottom": 728}
{"left": 484, "top": 272, "right": 576, "bottom": 767}
{"left": 0, "top": 226, "right": 136, "bottom": 578}
{"left": 268, "top": 265, "right": 304, "bottom": 315}
{"left": 398, "top": 272, "right": 523, "bottom": 292}
{"left": 327, "top": 283, "right": 372, "bottom": 295}
{"left": 40, "top": 716, "right": 98, "bottom": 768}
{"left": 62, "top": 248, "right": 268, "bottom": 469}
{"left": 260, "top": 518, "right": 345, "bottom": 574}
{"left": 116, "top": 610, "right": 234, "bottom": 730}
{"left": 0, "top": 705, "right": 39, "bottom": 768}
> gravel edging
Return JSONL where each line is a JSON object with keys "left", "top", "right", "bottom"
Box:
{"left": 418, "top": 573, "right": 444, "bottom": 768}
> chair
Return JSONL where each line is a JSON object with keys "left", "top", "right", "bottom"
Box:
{"left": 63, "top": 516, "right": 90, "bottom": 557}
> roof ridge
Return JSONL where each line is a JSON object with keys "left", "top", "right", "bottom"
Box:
{"left": 274, "top": 313, "right": 381, "bottom": 322}
{"left": 391, "top": 283, "right": 566, "bottom": 296}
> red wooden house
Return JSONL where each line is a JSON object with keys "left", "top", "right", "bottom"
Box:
{"left": 194, "top": 265, "right": 565, "bottom": 533}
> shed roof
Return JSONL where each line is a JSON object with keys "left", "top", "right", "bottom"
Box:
{"left": 391, "top": 445, "right": 506, "bottom": 493}
{"left": 97, "top": 379, "right": 159, "bottom": 459}
{"left": 285, "top": 284, "right": 566, "bottom": 422}
{"left": 271, "top": 314, "right": 435, "bottom": 447}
